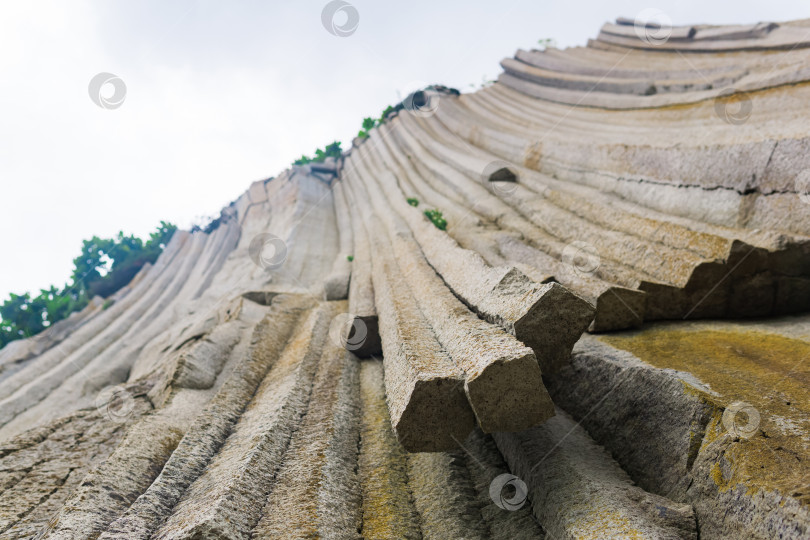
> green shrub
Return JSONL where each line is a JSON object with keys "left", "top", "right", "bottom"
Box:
{"left": 293, "top": 141, "right": 342, "bottom": 166}
{"left": 357, "top": 117, "right": 379, "bottom": 139}
{"left": 537, "top": 38, "right": 557, "bottom": 50}
{"left": 424, "top": 209, "right": 447, "bottom": 231}
{"left": 406, "top": 197, "right": 419, "bottom": 207}
{"left": 0, "top": 221, "right": 176, "bottom": 349}
{"left": 347, "top": 255, "right": 354, "bottom": 262}
{"left": 380, "top": 105, "right": 395, "bottom": 122}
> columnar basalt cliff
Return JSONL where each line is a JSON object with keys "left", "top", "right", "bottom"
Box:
{"left": 1, "top": 17, "right": 809, "bottom": 540}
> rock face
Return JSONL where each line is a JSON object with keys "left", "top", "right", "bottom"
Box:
{"left": 1, "top": 15, "right": 810, "bottom": 540}
{"left": 544, "top": 321, "right": 810, "bottom": 539}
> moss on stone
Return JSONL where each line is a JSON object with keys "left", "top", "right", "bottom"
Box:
{"left": 602, "top": 328, "right": 810, "bottom": 503}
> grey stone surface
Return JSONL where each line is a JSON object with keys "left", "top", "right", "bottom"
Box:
{"left": 323, "top": 181, "right": 353, "bottom": 301}
{"left": 545, "top": 323, "right": 810, "bottom": 539}
{"left": 349, "top": 147, "right": 554, "bottom": 432}
{"left": 358, "top": 208, "right": 475, "bottom": 452}
{"left": 341, "top": 178, "right": 383, "bottom": 357}
{"left": 1, "top": 16, "right": 809, "bottom": 540}
{"left": 494, "top": 408, "right": 698, "bottom": 539}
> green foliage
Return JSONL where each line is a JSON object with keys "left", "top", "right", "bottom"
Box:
{"left": 406, "top": 197, "right": 419, "bottom": 207}
{"left": 102, "top": 299, "right": 114, "bottom": 310}
{"left": 357, "top": 116, "right": 380, "bottom": 139}
{"left": 362, "top": 117, "right": 376, "bottom": 130}
{"left": 72, "top": 221, "right": 176, "bottom": 300}
{"left": 346, "top": 255, "right": 354, "bottom": 262}
{"left": 355, "top": 87, "right": 462, "bottom": 149}
{"left": 468, "top": 75, "right": 496, "bottom": 91}
{"left": 357, "top": 100, "right": 406, "bottom": 140}
{"left": 537, "top": 38, "right": 557, "bottom": 50}
{"left": 380, "top": 105, "right": 395, "bottom": 122}
{"left": 423, "top": 209, "right": 447, "bottom": 231}
{"left": 0, "top": 221, "right": 176, "bottom": 349}
{"left": 294, "top": 141, "right": 342, "bottom": 165}
{"left": 0, "top": 293, "right": 46, "bottom": 342}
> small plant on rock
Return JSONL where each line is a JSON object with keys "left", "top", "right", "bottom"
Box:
{"left": 537, "top": 38, "right": 557, "bottom": 50}
{"left": 357, "top": 117, "right": 378, "bottom": 139}
{"left": 293, "top": 141, "right": 342, "bottom": 166}
{"left": 424, "top": 209, "right": 447, "bottom": 231}
{"left": 406, "top": 197, "right": 419, "bottom": 207}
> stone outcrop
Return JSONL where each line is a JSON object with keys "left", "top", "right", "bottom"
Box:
{"left": 544, "top": 322, "right": 810, "bottom": 539}
{"left": 0, "top": 15, "right": 809, "bottom": 540}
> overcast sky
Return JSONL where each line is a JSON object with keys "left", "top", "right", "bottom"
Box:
{"left": 1, "top": 0, "right": 808, "bottom": 302}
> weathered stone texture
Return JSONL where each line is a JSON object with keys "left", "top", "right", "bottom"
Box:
{"left": 1, "top": 15, "right": 809, "bottom": 540}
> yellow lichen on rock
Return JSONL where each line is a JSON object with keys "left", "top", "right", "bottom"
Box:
{"left": 602, "top": 327, "right": 810, "bottom": 502}
{"left": 358, "top": 360, "right": 421, "bottom": 540}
